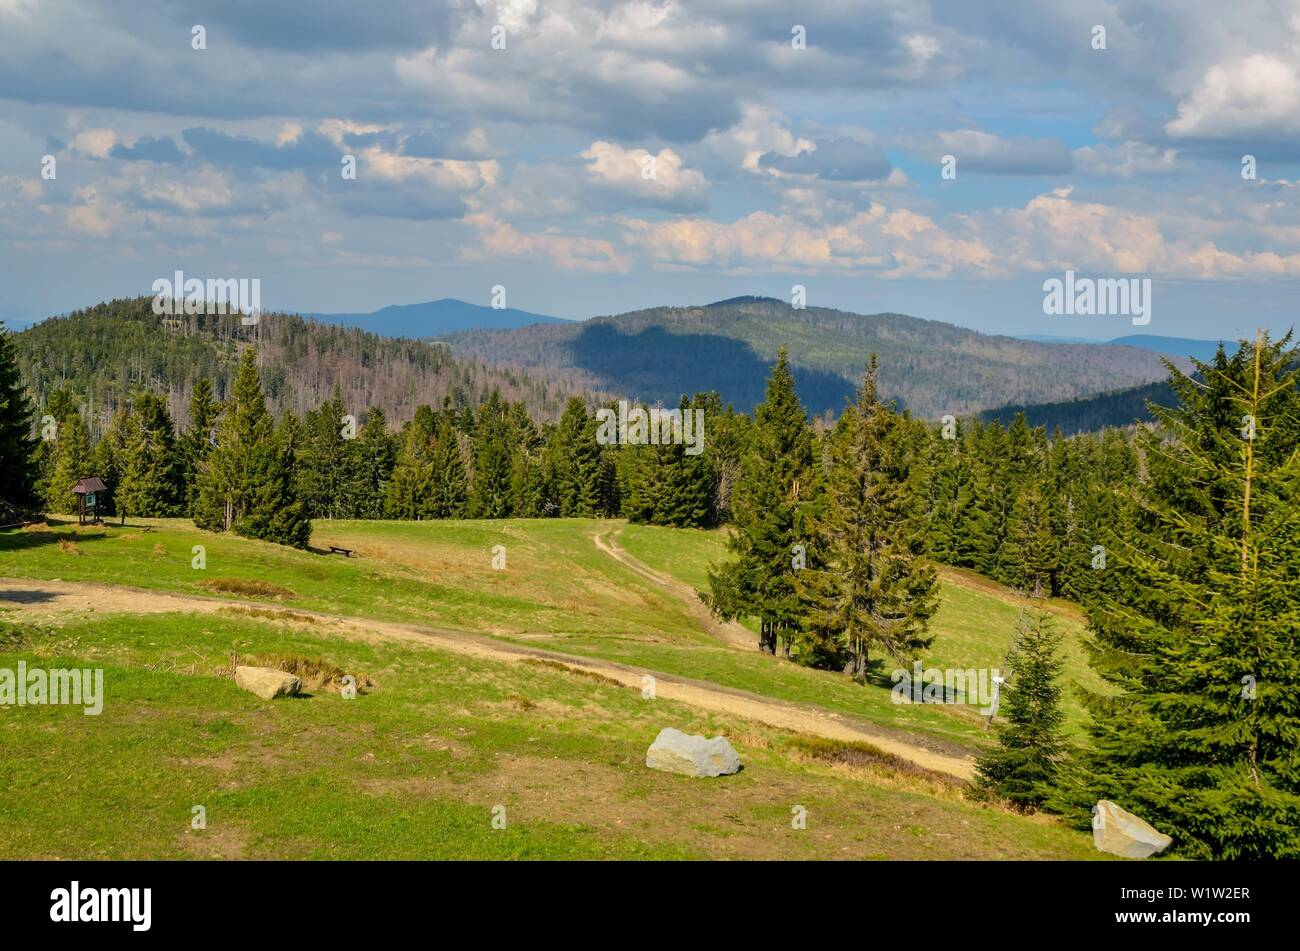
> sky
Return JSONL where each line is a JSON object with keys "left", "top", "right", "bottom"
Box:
{"left": 2, "top": 0, "right": 1299, "bottom": 341}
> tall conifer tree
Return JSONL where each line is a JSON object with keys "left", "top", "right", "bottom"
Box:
{"left": 705, "top": 347, "right": 813, "bottom": 654}
{"left": 795, "top": 357, "right": 939, "bottom": 677}
{"left": 1078, "top": 332, "right": 1300, "bottom": 858}
{"left": 0, "top": 322, "right": 38, "bottom": 513}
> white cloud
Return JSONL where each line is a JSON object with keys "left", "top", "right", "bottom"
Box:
{"left": 1072, "top": 142, "right": 1178, "bottom": 178}
{"left": 1166, "top": 53, "right": 1300, "bottom": 138}
{"left": 71, "top": 128, "right": 117, "bottom": 159}
{"left": 580, "top": 140, "right": 708, "bottom": 208}
{"left": 702, "top": 105, "right": 814, "bottom": 174}
{"left": 63, "top": 187, "right": 118, "bottom": 237}
{"left": 462, "top": 212, "right": 631, "bottom": 272}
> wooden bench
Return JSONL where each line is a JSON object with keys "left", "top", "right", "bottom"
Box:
{"left": 328, "top": 546, "right": 353, "bottom": 558}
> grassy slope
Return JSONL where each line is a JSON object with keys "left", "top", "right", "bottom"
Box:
{"left": 0, "top": 517, "right": 1104, "bottom": 748}
{"left": 617, "top": 523, "right": 1106, "bottom": 736}
{"left": 0, "top": 611, "right": 1103, "bottom": 859}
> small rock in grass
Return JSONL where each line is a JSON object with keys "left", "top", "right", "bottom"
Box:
{"left": 646, "top": 727, "right": 741, "bottom": 777}
{"left": 234, "top": 665, "right": 301, "bottom": 700}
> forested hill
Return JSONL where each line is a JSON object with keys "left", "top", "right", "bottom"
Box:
{"left": 439, "top": 297, "right": 1187, "bottom": 419}
{"left": 12, "top": 298, "right": 595, "bottom": 436}
{"left": 980, "top": 379, "right": 1176, "bottom": 435}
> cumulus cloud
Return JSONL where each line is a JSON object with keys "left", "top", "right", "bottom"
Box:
{"left": 579, "top": 140, "right": 709, "bottom": 211}
{"left": 462, "top": 213, "right": 631, "bottom": 272}
{"left": 618, "top": 185, "right": 1300, "bottom": 280}
{"left": 70, "top": 128, "right": 117, "bottom": 159}
{"left": 1166, "top": 54, "right": 1300, "bottom": 139}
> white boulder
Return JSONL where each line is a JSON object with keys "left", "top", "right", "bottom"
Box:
{"left": 1092, "top": 800, "right": 1173, "bottom": 858}
{"left": 646, "top": 727, "right": 741, "bottom": 778}
{"left": 235, "top": 665, "right": 301, "bottom": 700}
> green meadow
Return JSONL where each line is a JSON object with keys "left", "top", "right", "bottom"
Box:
{"left": 0, "top": 516, "right": 1110, "bottom": 859}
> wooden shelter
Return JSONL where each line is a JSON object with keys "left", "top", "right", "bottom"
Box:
{"left": 71, "top": 477, "right": 107, "bottom": 526}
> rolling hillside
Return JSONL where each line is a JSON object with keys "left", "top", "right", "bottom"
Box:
{"left": 440, "top": 297, "right": 1186, "bottom": 418}
{"left": 980, "top": 379, "right": 1176, "bottom": 435}
{"left": 0, "top": 516, "right": 1106, "bottom": 859}
{"left": 13, "top": 297, "right": 598, "bottom": 434}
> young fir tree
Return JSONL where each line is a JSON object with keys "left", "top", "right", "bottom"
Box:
{"left": 92, "top": 408, "right": 131, "bottom": 518}
{"left": 179, "top": 378, "right": 219, "bottom": 516}
{"left": 297, "top": 387, "right": 355, "bottom": 519}
{"left": 44, "top": 404, "right": 93, "bottom": 515}
{"left": 385, "top": 409, "right": 436, "bottom": 519}
{"left": 664, "top": 395, "right": 714, "bottom": 527}
{"left": 194, "top": 348, "right": 309, "bottom": 548}
{"left": 543, "top": 397, "right": 602, "bottom": 516}
{"left": 1002, "top": 481, "right": 1059, "bottom": 595}
{"left": 349, "top": 407, "right": 395, "bottom": 520}
{"left": 705, "top": 347, "right": 813, "bottom": 654}
{"left": 116, "top": 390, "right": 184, "bottom": 519}
{"left": 470, "top": 392, "right": 513, "bottom": 518}
{"left": 428, "top": 417, "right": 469, "bottom": 517}
{"left": 1077, "top": 331, "right": 1300, "bottom": 858}
{"left": 0, "top": 321, "right": 38, "bottom": 513}
{"left": 795, "top": 357, "right": 939, "bottom": 678}
{"left": 976, "top": 603, "right": 1066, "bottom": 809}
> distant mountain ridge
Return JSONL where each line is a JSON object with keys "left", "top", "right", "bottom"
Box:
{"left": 13, "top": 298, "right": 595, "bottom": 434}
{"left": 440, "top": 298, "right": 1188, "bottom": 419}
{"left": 1107, "top": 335, "right": 1230, "bottom": 363}
{"left": 1020, "top": 333, "right": 1230, "bottom": 363}
{"left": 302, "top": 297, "right": 568, "bottom": 338}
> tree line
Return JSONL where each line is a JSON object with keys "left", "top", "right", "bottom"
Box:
{"left": 18, "top": 346, "right": 750, "bottom": 543}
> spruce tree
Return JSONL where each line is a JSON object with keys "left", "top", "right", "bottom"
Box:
{"left": 194, "top": 348, "right": 309, "bottom": 548}
{"left": 543, "top": 397, "right": 602, "bottom": 516}
{"left": 349, "top": 407, "right": 395, "bottom": 519}
{"left": 45, "top": 406, "right": 93, "bottom": 515}
{"left": 977, "top": 605, "right": 1066, "bottom": 809}
{"left": 0, "top": 321, "right": 38, "bottom": 513}
{"left": 297, "top": 386, "right": 353, "bottom": 519}
{"left": 795, "top": 357, "right": 939, "bottom": 677}
{"left": 1002, "top": 481, "right": 1059, "bottom": 595}
{"left": 93, "top": 408, "right": 131, "bottom": 519}
{"left": 385, "top": 409, "right": 436, "bottom": 519}
{"left": 116, "top": 391, "right": 184, "bottom": 519}
{"left": 428, "top": 418, "right": 469, "bottom": 517}
{"left": 470, "top": 392, "right": 513, "bottom": 518}
{"left": 1078, "top": 331, "right": 1300, "bottom": 858}
{"left": 179, "top": 379, "right": 219, "bottom": 516}
{"left": 705, "top": 347, "right": 813, "bottom": 654}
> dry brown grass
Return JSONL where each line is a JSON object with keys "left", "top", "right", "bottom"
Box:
{"left": 784, "top": 736, "right": 969, "bottom": 801}
{"left": 196, "top": 577, "right": 296, "bottom": 600}
{"left": 56, "top": 539, "right": 80, "bottom": 555}
{"left": 153, "top": 543, "right": 167, "bottom": 556}
{"left": 240, "top": 652, "right": 375, "bottom": 694}
{"left": 519, "top": 656, "right": 626, "bottom": 688}
{"left": 217, "top": 606, "right": 319, "bottom": 625}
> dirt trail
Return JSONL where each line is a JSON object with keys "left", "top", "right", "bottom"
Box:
{"left": 0, "top": 576, "right": 976, "bottom": 780}
{"left": 590, "top": 527, "right": 755, "bottom": 651}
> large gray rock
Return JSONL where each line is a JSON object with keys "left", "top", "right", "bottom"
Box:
{"left": 235, "top": 665, "right": 301, "bottom": 700}
{"left": 1092, "top": 800, "right": 1173, "bottom": 858}
{"left": 646, "top": 727, "right": 741, "bottom": 778}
